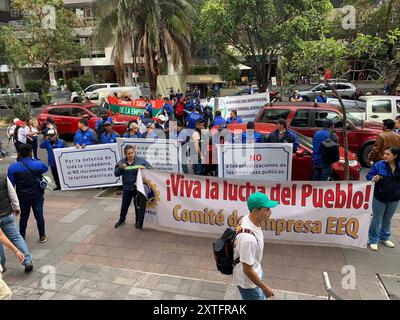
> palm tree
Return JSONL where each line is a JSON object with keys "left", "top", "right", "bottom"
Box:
{"left": 92, "top": 0, "right": 197, "bottom": 94}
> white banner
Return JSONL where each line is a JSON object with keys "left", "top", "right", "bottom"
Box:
{"left": 54, "top": 144, "right": 122, "bottom": 190}
{"left": 218, "top": 92, "right": 270, "bottom": 122}
{"left": 141, "top": 170, "right": 373, "bottom": 249}
{"left": 117, "top": 138, "right": 181, "bottom": 173}
{"left": 217, "top": 143, "right": 293, "bottom": 181}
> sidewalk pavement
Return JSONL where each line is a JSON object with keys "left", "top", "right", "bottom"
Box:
{"left": 0, "top": 131, "right": 399, "bottom": 300}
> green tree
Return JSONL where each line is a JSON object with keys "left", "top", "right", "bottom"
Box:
{"left": 0, "top": 0, "right": 86, "bottom": 97}
{"left": 199, "top": 0, "right": 333, "bottom": 93}
{"left": 92, "top": 0, "right": 197, "bottom": 94}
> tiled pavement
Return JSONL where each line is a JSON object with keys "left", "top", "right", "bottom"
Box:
{"left": 1, "top": 188, "right": 399, "bottom": 300}
{"left": 1, "top": 132, "right": 399, "bottom": 300}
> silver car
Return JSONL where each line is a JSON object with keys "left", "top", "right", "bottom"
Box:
{"left": 298, "top": 82, "right": 357, "bottom": 101}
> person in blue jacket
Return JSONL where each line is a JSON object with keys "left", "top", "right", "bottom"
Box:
{"left": 144, "top": 97, "right": 153, "bottom": 118}
{"left": 316, "top": 90, "right": 328, "bottom": 103}
{"left": 238, "top": 121, "right": 264, "bottom": 143}
{"left": 159, "top": 97, "right": 173, "bottom": 119}
{"left": 7, "top": 144, "right": 48, "bottom": 243}
{"left": 101, "top": 122, "right": 120, "bottom": 144}
{"left": 187, "top": 106, "right": 205, "bottom": 129}
{"left": 39, "top": 129, "right": 67, "bottom": 190}
{"left": 184, "top": 96, "right": 194, "bottom": 117}
{"left": 311, "top": 119, "right": 338, "bottom": 181}
{"left": 226, "top": 110, "right": 243, "bottom": 124}
{"left": 74, "top": 118, "right": 98, "bottom": 148}
{"left": 211, "top": 110, "right": 227, "bottom": 128}
{"left": 366, "top": 147, "right": 400, "bottom": 251}
{"left": 124, "top": 122, "right": 143, "bottom": 138}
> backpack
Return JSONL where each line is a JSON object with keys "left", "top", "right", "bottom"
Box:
{"left": 213, "top": 227, "right": 255, "bottom": 275}
{"left": 6, "top": 125, "right": 16, "bottom": 140}
{"left": 321, "top": 133, "right": 340, "bottom": 164}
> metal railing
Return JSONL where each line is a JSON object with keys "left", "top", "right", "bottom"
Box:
{"left": 322, "top": 272, "right": 346, "bottom": 300}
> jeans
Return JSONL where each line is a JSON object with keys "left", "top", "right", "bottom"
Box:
{"left": 368, "top": 197, "right": 399, "bottom": 244}
{"left": 19, "top": 196, "right": 46, "bottom": 238}
{"left": 193, "top": 163, "right": 203, "bottom": 176}
{"left": 119, "top": 189, "right": 146, "bottom": 228}
{"left": 0, "top": 214, "right": 33, "bottom": 269}
{"left": 312, "top": 164, "right": 332, "bottom": 181}
{"left": 50, "top": 165, "right": 61, "bottom": 188}
{"left": 237, "top": 286, "right": 266, "bottom": 300}
{"left": 28, "top": 136, "right": 38, "bottom": 159}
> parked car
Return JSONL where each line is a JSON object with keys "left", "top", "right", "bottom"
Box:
{"left": 87, "top": 86, "right": 151, "bottom": 104}
{"left": 206, "top": 123, "right": 361, "bottom": 181}
{"left": 37, "top": 103, "right": 136, "bottom": 137}
{"left": 237, "top": 102, "right": 382, "bottom": 166}
{"left": 231, "top": 87, "right": 282, "bottom": 101}
{"left": 0, "top": 87, "right": 41, "bottom": 108}
{"left": 298, "top": 82, "right": 357, "bottom": 102}
{"left": 70, "top": 83, "right": 119, "bottom": 102}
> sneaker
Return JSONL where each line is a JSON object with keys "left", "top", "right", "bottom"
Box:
{"left": 1, "top": 266, "right": 6, "bottom": 273}
{"left": 381, "top": 240, "right": 395, "bottom": 248}
{"left": 114, "top": 220, "right": 125, "bottom": 228}
{"left": 40, "top": 235, "right": 48, "bottom": 243}
{"left": 53, "top": 186, "right": 61, "bottom": 191}
{"left": 369, "top": 243, "right": 378, "bottom": 251}
{"left": 24, "top": 261, "right": 33, "bottom": 273}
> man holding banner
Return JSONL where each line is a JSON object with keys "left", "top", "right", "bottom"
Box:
{"left": 114, "top": 145, "right": 152, "bottom": 230}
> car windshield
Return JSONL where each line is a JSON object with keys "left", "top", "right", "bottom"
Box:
{"left": 292, "top": 131, "right": 313, "bottom": 150}
{"left": 346, "top": 112, "right": 363, "bottom": 127}
{"left": 88, "top": 105, "right": 107, "bottom": 117}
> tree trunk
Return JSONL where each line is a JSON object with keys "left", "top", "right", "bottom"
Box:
{"left": 331, "top": 85, "right": 350, "bottom": 180}
{"left": 389, "top": 67, "right": 400, "bottom": 95}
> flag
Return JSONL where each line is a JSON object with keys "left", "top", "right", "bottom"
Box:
{"left": 135, "top": 168, "right": 146, "bottom": 198}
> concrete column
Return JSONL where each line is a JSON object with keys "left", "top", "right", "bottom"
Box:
{"left": 49, "top": 67, "right": 58, "bottom": 87}
{"left": 124, "top": 66, "right": 134, "bottom": 86}
{"left": 84, "top": 66, "right": 94, "bottom": 75}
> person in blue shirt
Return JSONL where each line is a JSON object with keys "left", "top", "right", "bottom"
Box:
{"left": 39, "top": 129, "right": 67, "bottom": 190}
{"left": 159, "top": 97, "right": 173, "bottom": 119}
{"left": 248, "top": 85, "right": 254, "bottom": 95}
{"left": 187, "top": 106, "right": 205, "bottom": 129}
{"left": 7, "top": 143, "right": 48, "bottom": 242}
{"left": 316, "top": 90, "right": 328, "bottom": 103}
{"left": 238, "top": 121, "right": 264, "bottom": 143}
{"left": 366, "top": 147, "right": 400, "bottom": 251}
{"left": 226, "top": 110, "right": 243, "bottom": 124}
{"left": 211, "top": 110, "right": 227, "bottom": 128}
{"left": 311, "top": 119, "right": 339, "bottom": 181}
{"left": 144, "top": 97, "right": 153, "bottom": 118}
{"left": 74, "top": 118, "right": 98, "bottom": 148}
{"left": 101, "top": 122, "right": 120, "bottom": 144}
{"left": 124, "top": 122, "right": 143, "bottom": 138}
{"left": 184, "top": 96, "right": 194, "bottom": 117}
{"left": 95, "top": 111, "right": 113, "bottom": 139}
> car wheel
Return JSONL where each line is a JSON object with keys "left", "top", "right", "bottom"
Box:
{"left": 361, "top": 144, "right": 373, "bottom": 168}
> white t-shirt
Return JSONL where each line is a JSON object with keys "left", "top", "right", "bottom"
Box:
{"left": 233, "top": 215, "right": 264, "bottom": 289}
{"left": 17, "top": 126, "right": 28, "bottom": 144}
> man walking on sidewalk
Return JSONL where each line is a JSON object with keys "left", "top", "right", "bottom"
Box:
{"left": 7, "top": 144, "right": 48, "bottom": 243}
{"left": 233, "top": 192, "right": 277, "bottom": 300}
{"left": 0, "top": 171, "right": 33, "bottom": 273}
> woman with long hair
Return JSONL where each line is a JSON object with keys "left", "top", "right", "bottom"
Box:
{"left": 367, "top": 147, "right": 400, "bottom": 251}
{"left": 26, "top": 118, "right": 39, "bottom": 160}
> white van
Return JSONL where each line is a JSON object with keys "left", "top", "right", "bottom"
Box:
{"left": 70, "top": 83, "right": 119, "bottom": 102}
{"left": 87, "top": 86, "right": 148, "bottom": 104}
{"left": 327, "top": 96, "right": 400, "bottom": 123}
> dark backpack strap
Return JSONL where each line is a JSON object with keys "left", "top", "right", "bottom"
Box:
{"left": 20, "top": 160, "right": 43, "bottom": 183}
{"left": 233, "top": 228, "right": 256, "bottom": 267}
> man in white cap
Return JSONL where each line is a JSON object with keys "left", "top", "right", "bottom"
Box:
{"left": 233, "top": 192, "right": 277, "bottom": 300}
{"left": 290, "top": 90, "right": 303, "bottom": 102}
{"left": 155, "top": 114, "right": 169, "bottom": 139}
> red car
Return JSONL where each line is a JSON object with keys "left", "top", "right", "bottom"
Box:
{"left": 37, "top": 103, "right": 136, "bottom": 136}
{"left": 216, "top": 123, "right": 361, "bottom": 181}
{"left": 252, "top": 102, "right": 382, "bottom": 166}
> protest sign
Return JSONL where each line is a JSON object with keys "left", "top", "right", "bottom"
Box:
{"left": 140, "top": 170, "right": 372, "bottom": 248}
{"left": 218, "top": 92, "right": 270, "bottom": 122}
{"left": 117, "top": 138, "right": 181, "bottom": 173}
{"left": 217, "top": 143, "right": 293, "bottom": 181}
{"left": 108, "top": 96, "right": 163, "bottom": 116}
{"left": 53, "top": 144, "right": 121, "bottom": 190}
